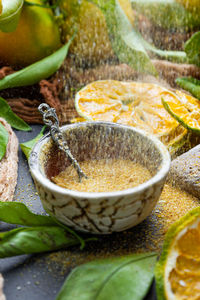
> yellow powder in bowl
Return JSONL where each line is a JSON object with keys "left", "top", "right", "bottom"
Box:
{"left": 52, "top": 159, "right": 152, "bottom": 193}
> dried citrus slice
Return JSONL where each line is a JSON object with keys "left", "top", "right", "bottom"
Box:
{"left": 155, "top": 207, "right": 200, "bottom": 300}
{"left": 75, "top": 80, "right": 188, "bottom": 153}
{"left": 162, "top": 89, "right": 200, "bottom": 134}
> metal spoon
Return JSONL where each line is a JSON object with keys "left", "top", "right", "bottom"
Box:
{"left": 38, "top": 103, "right": 88, "bottom": 182}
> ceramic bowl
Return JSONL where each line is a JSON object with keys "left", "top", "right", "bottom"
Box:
{"left": 29, "top": 122, "right": 171, "bottom": 234}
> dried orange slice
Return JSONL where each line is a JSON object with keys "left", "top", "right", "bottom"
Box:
{"left": 162, "top": 89, "right": 200, "bottom": 134}
{"left": 155, "top": 207, "right": 200, "bottom": 300}
{"left": 75, "top": 80, "right": 188, "bottom": 152}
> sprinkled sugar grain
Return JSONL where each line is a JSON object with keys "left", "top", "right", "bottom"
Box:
{"left": 52, "top": 159, "right": 152, "bottom": 192}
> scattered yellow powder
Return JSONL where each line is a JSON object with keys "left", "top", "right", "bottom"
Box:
{"left": 155, "top": 183, "right": 200, "bottom": 234}
{"left": 42, "top": 183, "right": 200, "bottom": 276}
{"left": 52, "top": 159, "right": 151, "bottom": 192}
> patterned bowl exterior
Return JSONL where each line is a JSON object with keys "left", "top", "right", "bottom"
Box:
{"left": 29, "top": 122, "right": 171, "bottom": 234}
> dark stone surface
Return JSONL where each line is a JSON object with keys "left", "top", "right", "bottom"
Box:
{"left": 1, "top": 125, "right": 157, "bottom": 300}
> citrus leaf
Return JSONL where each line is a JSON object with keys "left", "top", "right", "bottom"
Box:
{"left": 56, "top": 253, "right": 157, "bottom": 300}
{"left": 24, "top": 0, "right": 57, "bottom": 9}
{"left": 0, "top": 36, "right": 74, "bottom": 91}
{"left": 0, "top": 0, "right": 24, "bottom": 32}
{"left": 90, "top": 0, "right": 187, "bottom": 73}
{"left": 141, "top": 38, "right": 187, "bottom": 63}
{"left": 116, "top": 0, "right": 187, "bottom": 63}
{"left": 0, "top": 97, "right": 31, "bottom": 131}
{"left": 0, "top": 226, "right": 80, "bottom": 258}
{"left": 0, "top": 201, "right": 56, "bottom": 226}
{"left": 176, "top": 77, "right": 200, "bottom": 100}
{"left": 91, "top": 0, "right": 157, "bottom": 75}
{"left": 0, "top": 122, "right": 8, "bottom": 161}
{"left": 184, "top": 31, "right": 200, "bottom": 67}
{"left": 20, "top": 126, "right": 46, "bottom": 159}
{"left": 0, "top": 201, "right": 86, "bottom": 249}
{"left": 131, "top": 0, "right": 200, "bottom": 30}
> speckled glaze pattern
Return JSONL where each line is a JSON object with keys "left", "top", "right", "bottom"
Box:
{"left": 29, "top": 122, "right": 171, "bottom": 234}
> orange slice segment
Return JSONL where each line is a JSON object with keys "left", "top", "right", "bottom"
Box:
{"left": 155, "top": 207, "right": 200, "bottom": 300}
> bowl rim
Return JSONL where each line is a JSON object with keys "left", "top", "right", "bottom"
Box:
{"left": 29, "top": 121, "right": 171, "bottom": 199}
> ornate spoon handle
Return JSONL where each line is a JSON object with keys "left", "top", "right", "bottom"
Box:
{"left": 38, "top": 103, "right": 87, "bottom": 182}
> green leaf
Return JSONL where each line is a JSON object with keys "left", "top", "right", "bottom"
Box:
{"left": 117, "top": 0, "right": 187, "bottom": 64}
{"left": 92, "top": 0, "right": 157, "bottom": 75}
{"left": 116, "top": 0, "right": 187, "bottom": 63}
{"left": 131, "top": 0, "right": 200, "bottom": 30}
{"left": 0, "top": 122, "right": 8, "bottom": 161}
{"left": 141, "top": 38, "right": 187, "bottom": 64}
{"left": 0, "top": 226, "right": 80, "bottom": 258}
{"left": 0, "top": 97, "right": 31, "bottom": 131}
{"left": 91, "top": 0, "right": 187, "bottom": 75}
{"left": 176, "top": 77, "right": 200, "bottom": 100}
{"left": 0, "top": 201, "right": 87, "bottom": 249}
{"left": 20, "top": 126, "right": 46, "bottom": 159}
{"left": 47, "top": 215, "right": 86, "bottom": 250}
{"left": 0, "top": 36, "right": 74, "bottom": 91}
{"left": 56, "top": 253, "right": 157, "bottom": 300}
{"left": 0, "top": 0, "right": 24, "bottom": 32}
{"left": 184, "top": 31, "right": 200, "bottom": 67}
{"left": 0, "top": 201, "right": 56, "bottom": 226}
{"left": 24, "top": 0, "right": 57, "bottom": 9}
